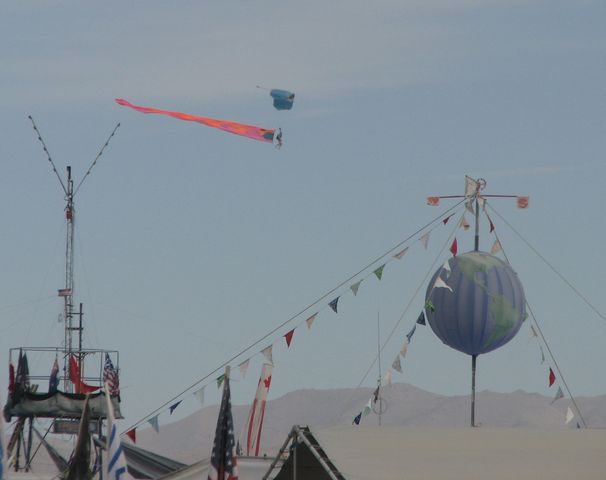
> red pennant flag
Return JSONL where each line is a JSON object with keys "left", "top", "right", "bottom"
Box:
{"left": 442, "top": 214, "right": 455, "bottom": 225}
{"left": 489, "top": 219, "right": 495, "bottom": 233}
{"left": 126, "top": 428, "right": 137, "bottom": 443}
{"left": 549, "top": 368, "right": 556, "bottom": 387}
{"left": 450, "top": 238, "right": 458, "bottom": 256}
{"left": 284, "top": 329, "right": 295, "bottom": 348}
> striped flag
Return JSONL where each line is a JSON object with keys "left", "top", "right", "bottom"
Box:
{"left": 208, "top": 375, "right": 239, "bottom": 480}
{"left": 245, "top": 364, "right": 273, "bottom": 456}
{"left": 103, "top": 383, "right": 131, "bottom": 480}
{"left": 103, "top": 354, "right": 120, "bottom": 396}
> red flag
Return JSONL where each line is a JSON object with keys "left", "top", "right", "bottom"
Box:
{"left": 284, "top": 329, "right": 295, "bottom": 348}
{"left": 426, "top": 196, "right": 440, "bottom": 206}
{"left": 549, "top": 368, "right": 556, "bottom": 387}
{"left": 450, "top": 238, "right": 458, "bottom": 256}
{"left": 126, "top": 428, "right": 137, "bottom": 443}
{"left": 442, "top": 214, "right": 455, "bottom": 225}
{"left": 246, "top": 364, "right": 273, "bottom": 456}
{"left": 68, "top": 355, "right": 99, "bottom": 394}
{"left": 489, "top": 219, "right": 495, "bottom": 233}
{"left": 517, "top": 196, "right": 529, "bottom": 209}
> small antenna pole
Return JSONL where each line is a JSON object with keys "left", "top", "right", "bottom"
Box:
{"left": 377, "top": 312, "right": 382, "bottom": 426}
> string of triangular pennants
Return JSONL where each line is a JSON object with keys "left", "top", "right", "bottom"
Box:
{"left": 351, "top": 204, "right": 580, "bottom": 427}
{"left": 125, "top": 206, "right": 471, "bottom": 440}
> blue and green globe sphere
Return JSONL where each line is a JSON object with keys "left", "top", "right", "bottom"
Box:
{"left": 425, "top": 251, "right": 526, "bottom": 356}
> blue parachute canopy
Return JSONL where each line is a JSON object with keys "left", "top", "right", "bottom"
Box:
{"left": 425, "top": 251, "right": 526, "bottom": 356}
{"left": 270, "top": 89, "right": 295, "bottom": 110}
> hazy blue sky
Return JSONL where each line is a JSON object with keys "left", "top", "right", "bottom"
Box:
{"left": 1, "top": 0, "right": 605, "bottom": 431}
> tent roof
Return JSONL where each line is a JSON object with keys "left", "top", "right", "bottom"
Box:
{"left": 274, "top": 425, "right": 606, "bottom": 480}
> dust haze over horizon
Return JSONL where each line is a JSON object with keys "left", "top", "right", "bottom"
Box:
{"left": 1, "top": 0, "right": 605, "bottom": 429}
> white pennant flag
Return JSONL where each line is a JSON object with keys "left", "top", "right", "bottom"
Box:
{"left": 478, "top": 197, "right": 486, "bottom": 210}
{"left": 540, "top": 346, "right": 546, "bottom": 364}
{"left": 193, "top": 386, "right": 205, "bottom": 406}
{"left": 382, "top": 370, "right": 392, "bottom": 386}
{"left": 350, "top": 280, "right": 362, "bottom": 296}
{"left": 442, "top": 260, "right": 452, "bottom": 278}
{"left": 238, "top": 358, "right": 250, "bottom": 378}
{"left": 261, "top": 345, "right": 273, "bottom": 364}
{"left": 148, "top": 415, "right": 160, "bottom": 434}
{"left": 392, "top": 355, "right": 402, "bottom": 373}
{"left": 393, "top": 247, "right": 409, "bottom": 260}
{"left": 565, "top": 407, "right": 574, "bottom": 424}
{"left": 400, "top": 339, "right": 409, "bottom": 357}
{"left": 490, "top": 239, "right": 502, "bottom": 255}
{"left": 305, "top": 313, "right": 318, "bottom": 330}
{"left": 465, "top": 175, "right": 477, "bottom": 197}
{"left": 434, "top": 276, "right": 453, "bottom": 293}
{"left": 530, "top": 325, "right": 538, "bottom": 338}
{"left": 420, "top": 232, "right": 430, "bottom": 249}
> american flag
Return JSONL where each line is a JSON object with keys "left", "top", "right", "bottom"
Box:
{"left": 208, "top": 376, "right": 238, "bottom": 480}
{"left": 103, "top": 354, "right": 120, "bottom": 396}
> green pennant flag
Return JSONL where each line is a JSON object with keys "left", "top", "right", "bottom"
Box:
{"left": 425, "top": 299, "right": 435, "bottom": 313}
{"left": 374, "top": 264, "right": 385, "bottom": 280}
{"left": 216, "top": 374, "right": 226, "bottom": 389}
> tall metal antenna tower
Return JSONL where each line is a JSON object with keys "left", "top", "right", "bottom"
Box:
{"left": 28, "top": 116, "right": 120, "bottom": 391}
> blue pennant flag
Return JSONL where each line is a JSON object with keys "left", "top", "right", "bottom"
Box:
{"left": 169, "top": 401, "right": 182, "bottom": 415}
{"left": 329, "top": 297, "right": 339, "bottom": 313}
{"left": 406, "top": 325, "right": 417, "bottom": 342}
{"left": 352, "top": 412, "right": 362, "bottom": 425}
{"left": 416, "top": 311, "right": 426, "bottom": 326}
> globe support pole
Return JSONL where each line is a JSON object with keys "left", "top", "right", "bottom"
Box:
{"left": 471, "top": 354, "right": 477, "bottom": 427}
{"left": 471, "top": 193, "right": 480, "bottom": 427}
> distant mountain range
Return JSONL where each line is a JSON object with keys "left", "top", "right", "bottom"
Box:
{"left": 135, "top": 383, "right": 606, "bottom": 464}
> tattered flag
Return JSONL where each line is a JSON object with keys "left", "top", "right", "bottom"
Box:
{"left": 194, "top": 386, "right": 206, "bottom": 406}
{"left": 238, "top": 359, "right": 250, "bottom": 378}
{"left": 305, "top": 313, "right": 318, "bottom": 330}
{"left": 392, "top": 355, "right": 403, "bottom": 373}
{"left": 465, "top": 176, "right": 477, "bottom": 197}
{"left": 420, "top": 232, "right": 431, "bottom": 249}
{"left": 374, "top": 264, "right": 385, "bottom": 280}
{"left": 284, "top": 329, "right": 295, "bottom": 348}
{"left": 459, "top": 215, "right": 470, "bottom": 231}
{"left": 262, "top": 345, "right": 273, "bottom": 364}
{"left": 329, "top": 297, "right": 339, "bottom": 313}
{"left": 490, "top": 239, "right": 502, "bottom": 255}
{"left": 393, "top": 247, "right": 409, "bottom": 260}
{"left": 465, "top": 199, "right": 475, "bottom": 215}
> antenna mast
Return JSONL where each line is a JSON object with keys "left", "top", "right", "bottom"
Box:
{"left": 29, "top": 116, "right": 120, "bottom": 392}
